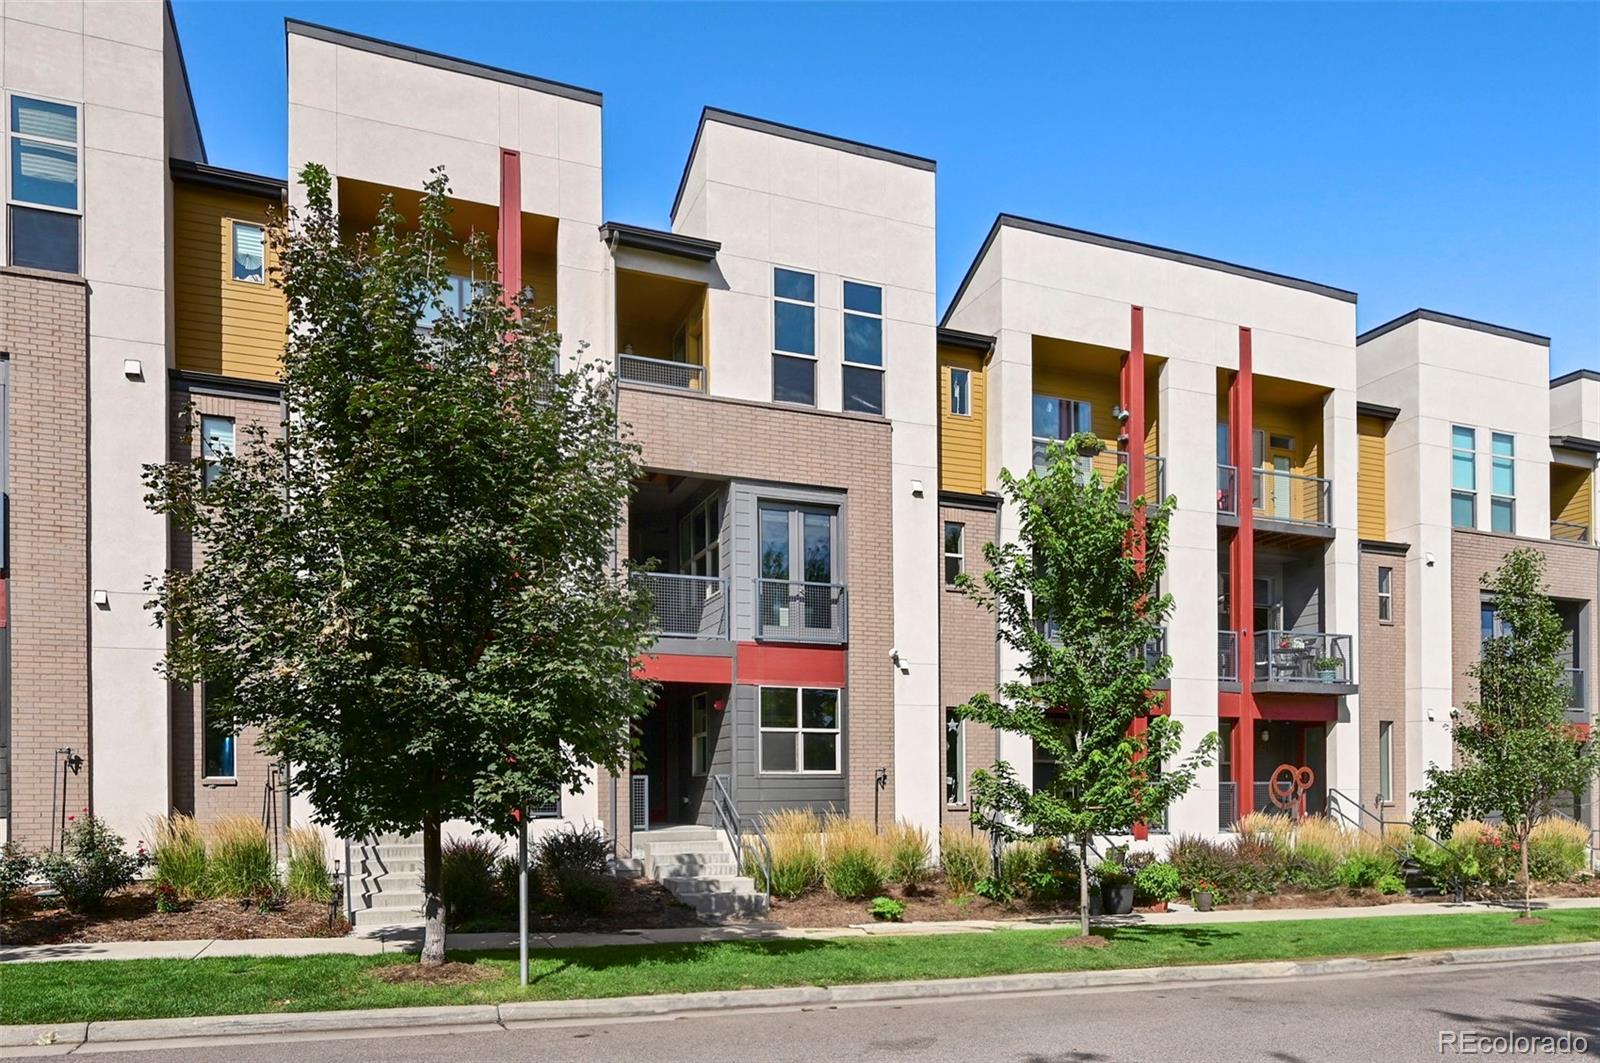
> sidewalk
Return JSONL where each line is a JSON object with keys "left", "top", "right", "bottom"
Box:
{"left": 5, "top": 895, "right": 1597, "bottom": 964}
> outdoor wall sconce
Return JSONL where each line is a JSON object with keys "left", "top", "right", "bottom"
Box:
{"left": 92, "top": 590, "right": 109, "bottom": 608}
{"left": 910, "top": 479, "right": 925, "bottom": 497}
{"left": 123, "top": 359, "right": 143, "bottom": 379}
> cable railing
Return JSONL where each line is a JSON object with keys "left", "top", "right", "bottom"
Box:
{"left": 1550, "top": 519, "right": 1591, "bottom": 544}
{"left": 756, "top": 579, "right": 847, "bottom": 643}
{"left": 1251, "top": 468, "right": 1332, "bottom": 527}
{"left": 1254, "top": 630, "right": 1353, "bottom": 686}
{"left": 633, "top": 572, "right": 729, "bottom": 639}
{"left": 618, "top": 352, "right": 705, "bottom": 391}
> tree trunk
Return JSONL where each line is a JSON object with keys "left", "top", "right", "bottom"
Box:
{"left": 420, "top": 813, "right": 446, "bottom": 966}
{"left": 1519, "top": 825, "right": 1531, "bottom": 918}
{"left": 1078, "top": 834, "right": 1090, "bottom": 939}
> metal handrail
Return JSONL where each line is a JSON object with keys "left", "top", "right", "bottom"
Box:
{"left": 1326, "top": 788, "right": 1463, "bottom": 901}
{"left": 710, "top": 773, "right": 771, "bottom": 906}
{"left": 1217, "top": 464, "right": 1238, "bottom": 516}
{"left": 618, "top": 352, "right": 705, "bottom": 391}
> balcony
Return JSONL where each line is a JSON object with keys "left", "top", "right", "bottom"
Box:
{"left": 1218, "top": 781, "right": 1237, "bottom": 830}
{"left": 1566, "top": 667, "right": 1588, "bottom": 723}
{"left": 1252, "top": 468, "right": 1332, "bottom": 532}
{"left": 619, "top": 352, "right": 705, "bottom": 392}
{"left": 635, "top": 572, "right": 728, "bottom": 639}
{"left": 1551, "top": 520, "right": 1591, "bottom": 544}
{"left": 1219, "top": 630, "right": 1240, "bottom": 684}
{"left": 756, "top": 579, "right": 848, "bottom": 644}
{"left": 1253, "top": 630, "right": 1356, "bottom": 695}
{"left": 1217, "top": 465, "right": 1238, "bottom": 516}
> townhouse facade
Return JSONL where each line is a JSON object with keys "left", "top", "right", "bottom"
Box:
{"left": 1, "top": 3, "right": 1594, "bottom": 894}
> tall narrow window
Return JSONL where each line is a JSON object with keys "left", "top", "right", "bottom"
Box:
{"left": 202, "top": 681, "right": 237, "bottom": 779}
{"left": 949, "top": 367, "right": 971, "bottom": 416}
{"left": 1451, "top": 425, "right": 1477, "bottom": 529}
{"left": 1490, "top": 432, "right": 1515, "bottom": 533}
{"left": 1031, "top": 395, "right": 1092, "bottom": 473}
{"left": 1376, "top": 566, "right": 1393, "bottom": 622}
{"left": 231, "top": 221, "right": 264, "bottom": 283}
{"left": 690, "top": 692, "right": 709, "bottom": 776}
{"left": 1377, "top": 721, "right": 1393, "bottom": 803}
{"left": 943, "top": 521, "right": 965, "bottom": 586}
{"left": 945, "top": 707, "right": 965, "bottom": 805}
{"left": 842, "top": 281, "right": 884, "bottom": 415}
{"left": 7, "top": 96, "right": 81, "bottom": 273}
{"left": 772, "top": 268, "right": 816, "bottom": 406}
{"left": 677, "top": 495, "right": 721, "bottom": 577}
{"left": 200, "top": 415, "right": 235, "bottom": 487}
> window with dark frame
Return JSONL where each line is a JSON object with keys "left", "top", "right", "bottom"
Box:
{"left": 949, "top": 367, "right": 971, "bottom": 416}
{"left": 1377, "top": 566, "right": 1393, "bottom": 622}
{"left": 690, "top": 692, "right": 709, "bottom": 776}
{"left": 758, "top": 687, "right": 840, "bottom": 773}
{"left": 945, "top": 707, "right": 965, "bottom": 805}
{"left": 200, "top": 415, "right": 235, "bottom": 487}
{"left": 1377, "top": 720, "right": 1393, "bottom": 803}
{"left": 842, "top": 280, "right": 884, "bottom": 415}
{"left": 943, "top": 521, "right": 965, "bottom": 586}
{"left": 772, "top": 268, "right": 816, "bottom": 406}
{"left": 7, "top": 96, "right": 82, "bottom": 273}
{"left": 231, "top": 221, "right": 265, "bottom": 283}
{"left": 202, "top": 681, "right": 237, "bottom": 779}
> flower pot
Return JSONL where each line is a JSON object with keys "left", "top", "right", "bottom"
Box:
{"left": 1317, "top": 669, "right": 1337, "bottom": 683}
{"left": 1146, "top": 900, "right": 1168, "bottom": 913}
{"left": 1088, "top": 891, "right": 1103, "bottom": 916}
{"left": 1101, "top": 883, "right": 1135, "bottom": 916}
{"left": 1193, "top": 890, "right": 1214, "bottom": 912}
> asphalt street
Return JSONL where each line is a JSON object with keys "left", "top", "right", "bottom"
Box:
{"left": 68, "top": 957, "right": 1600, "bottom": 1062}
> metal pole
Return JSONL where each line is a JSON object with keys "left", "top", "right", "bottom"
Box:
{"left": 518, "top": 810, "right": 529, "bottom": 987}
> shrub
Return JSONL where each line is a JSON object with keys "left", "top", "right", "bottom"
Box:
{"left": 884, "top": 821, "right": 932, "bottom": 891}
{"left": 204, "top": 816, "right": 276, "bottom": 899}
{"left": 1170, "top": 833, "right": 1274, "bottom": 900}
{"left": 756, "top": 810, "right": 822, "bottom": 899}
{"left": 821, "top": 814, "right": 885, "bottom": 900}
{"left": 1235, "top": 811, "right": 1293, "bottom": 852}
{"left": 1095, "top": 858, "right": 1131, "bottom": 887}
{"left": 1375, "top": 873, "right": 1406, "bottom": 896}
{"left": 537, "top": 823, "right": 609, "bottom": 877}
{"left": 1335, "top": 851, "right": 1399, "bottom": 890}
{"left": 999, "top": 840, "right": 1042, "bottom": 895}
{"left": 154, "top": 881, "right": 182, "bottom": 913}
{"left": 939, "top": 828, "right": 987, "bottom": 896}
{"left": 284, "top": 826, "right": 333, "bottom": 903}
{"left": 1134, "top": 860, "right": 1180, "bottom": 904}
{"left": 551, "top": 866, "right": 612, "bottom": 914}
{"left": 35, "top": 815, "right": 147, "bottom": 912}
{"left": 974, "top": 876, "right": 1016, "bottom": 904}
{"left": 1528, "top": 818, "right": 1590, "bottom": 882}
{"left": 441, "top": 836, "right": 501, "bottom": 928}
{"left": 0, "top": 842, "right": 33, "bottom": 902}
{"left": 867, "top": 895, "right": 906, "bottom": 921}
{"left": 148, "top": 814, "right": 207, "bottom": 899}
{"left": 494, "top": 852, "right": 542, "bottom": 900}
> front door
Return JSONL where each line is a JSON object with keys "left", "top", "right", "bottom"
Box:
{"left": 759, "top": 503, "right": 837, "bottom": 636}
{"left": 637, "top": 708, "right": 670, "bottom": 824}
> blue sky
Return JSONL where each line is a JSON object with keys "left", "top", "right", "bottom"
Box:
{"left": 173, "top": 2, "right": 1600, "bottom": 372}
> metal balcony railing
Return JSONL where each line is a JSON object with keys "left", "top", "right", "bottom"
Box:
{"left": 1551, "top": 520, "right": 1591, "bottom": 543}
{"left": 1032, "top": 446, "right": 1164, "bottom": 503}
{"left": 1139, "top": 628, "right": 1167, "bottom": 672}
{"left": 634, "top": 572, "right": 729, "bottom": 639}
{"left": 1219, "top": 630, "right": 1240, "bottom": 682}
{"left": 756, "top": 579, "right": 848, "bottom": 643}
{"left": 1218, "top": 782, "right": 1237, "bottom": 831}
{"left": 618, "top": 352, "right": 705, "bottom": 391}
{"left": 1217, "top": 464, "right": 1238, "bottom": 516}
{"left": 1251, "top": 468, "right": 1332, "bottom": 527}
{"left": 1254, "top": 630, "right": 1353, "bottom": 686}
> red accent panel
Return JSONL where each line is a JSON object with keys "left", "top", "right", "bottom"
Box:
{"left": 1231, "top": 327, "right": 1256, "bottom": 813}
{"left": 635, "top": 653, "right": 733, "bottom": 685}
{"left": 1218, "top": 691, "right": 1243, "bottom": 718}
{"left": 497, "top": 149, "right": 522, "bottom": 307}
{"left": 736, "top": 643, "right": 848, "bottom": 686}
{"left": 0, "top": 576, "right": 8, "bottom": 628}
{"left": 1255, "top": 695, "right": 1338, "bottom": 723}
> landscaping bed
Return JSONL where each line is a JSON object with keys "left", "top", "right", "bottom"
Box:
{"left": 453, "top": 874, "right": 700, "bottom": 935}
{"left": 1, "top": 885, "right": 347, "bottom": 946}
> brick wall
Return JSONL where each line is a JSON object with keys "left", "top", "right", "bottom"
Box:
{"left": 168, "top": 387, "right": 285, "bottom": 827}
{"left": 617, "top": 385, "right": 894, "bottom": 820}
{"left": 1358, "top": 546, "right": 1408, "bottom": 820}
{"left": 0, "top": 268, "right": 90, "bottom": 847}
{"left": 938, "top": 499, "right": 998, "bottom": 835}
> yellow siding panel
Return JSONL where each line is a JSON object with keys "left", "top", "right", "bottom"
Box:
{"left": 938, "top": 347, "right": 986, "bottom": 494}
{"left": 1552, "top": 463, "right": 1593, "bottom": 533}
{"left": 1357, "top": 416, "right": 1388, "bottom": 540}
{"left": 173, "top": 185, "right": 286, "bottom": 382}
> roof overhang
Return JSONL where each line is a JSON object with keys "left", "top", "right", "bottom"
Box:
{"left": 1356, "top": 401, "right": 1401, "bottom": 422}
{"left": 170, "top": 159, "right": 286, "bottom": 199}
{"left": 937, "top": 327, "right": 994, "bottom": 353}
{"left": 1357, "top": 308, "right": 1549, "bottom": 348}
{"left": 600, "top": 222, "right": 720, "bottom": 262}
{"left": 1551, "top": 434, "right": 1600, "bottom": 454}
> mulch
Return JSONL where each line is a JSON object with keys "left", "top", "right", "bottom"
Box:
{"left": 1, "top": 886, "right": 349, "bottom": 946}
{"left": 453, "top": 876, "right": 703, "bottom": 934}
{"left": 766, "top": 883, "right": 1103, "bottom": 928}
{"left": 369, "top": 960, "right": 498, "bottom": 986}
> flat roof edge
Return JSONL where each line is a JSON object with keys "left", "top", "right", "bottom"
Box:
{"left": 1356, "top": 401, "right": 1401, "bottom": 422}
{"left": 1357, "top": 308, "right": 1550, "bottom": 348}
{"left": 170, "top": 158, "right": 287, "bottom": 198}
{"left": 285, "top": 19, "right": 603, "bottom": 105}
{"left": 600, "top": 222, "right": 719, "bottom": 262}
{"left": 1551, "top": 368, "right": 1600, "bottom": 388}
{"left": 937, "top": 326, "right": 994, "bottom": 352}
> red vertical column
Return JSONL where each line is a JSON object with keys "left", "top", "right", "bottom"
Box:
{"left": 497, "top": 149, "right": 522, "bottom": 309}
{"left": 1230, "top": 327, "right": 1256, "bottom": 816}
{"left": 1124, "top": 307, "right": 1151, "bottom": 841}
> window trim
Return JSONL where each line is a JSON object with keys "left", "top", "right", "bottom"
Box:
{"left": 943, "top": 521, "right": 965, "bottom": 588}
{"left": 228, "top": 218, "right": 266, "bottom": 285}
{"left": 841, "top": 278, "right": 885, "bottom": 415}
{"left": 200, "top": 414, "right": 235, "bottom": 487}
{"left": 1376, "top": 566, "right": 1393, "bottom": 624}
{"left": 945, "top": 707, "right": 966, "bottom": 807}
{"left": 948, "top": 366, "right": 972, "bottom": 417}
{"left": 201, "top": 681, "right": 238, "bottom": 781}
{"left": 6, "top": 91, "right": 84, "bottom": 272}
{"left": 757, "top": 685, "right": 842, "bottom": 775}
{"left": 677, "top": 493, "right": 722, "bottom": 577}
{"left": 1450, "top": 424, "right": 1477, "bottom": 529}
{"left": 690, "top": 692, "right": 709, "bottom": 777}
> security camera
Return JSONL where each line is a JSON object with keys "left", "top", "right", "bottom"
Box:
{"left": 1112, "top": 405, "right": 1130, "bottom": 424}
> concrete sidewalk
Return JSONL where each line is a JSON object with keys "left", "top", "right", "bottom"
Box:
{"left": 3, "top": 895, "right": 1597, "bottom": 964}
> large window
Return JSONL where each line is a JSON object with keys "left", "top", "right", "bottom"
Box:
{"left": 945, "top": 707, "right": 965, "bottom": 806}
{"left": 678, "top": 495, "right": 721, "bottom": 577}
{"left": 943, "top": 521, "right": 965, "bottom": 586}
{"left": 949, "top": 367, "right": 971, "bottom": 416}
{"left": 758, "top": 687, "right": 840, "bottom": 773}
{"left": 1451, "top": 425, "right": 1477, "bottom": 529}
{"left": 231, "top": 221, "right": 264, "bottom": 283}
{"left": 772, "top": 268, "right": 816, "bottom": 406}
{"left": 690, "top": 692, "right": 709, "bottom": 777}
{"left": 1377, "top": 720, "right": 1393, "bottom": 803}
{"left": 758, "top": 502, "right": 837, "bottom": 633}
{"left": 1032, "top": 395, "right": 1091, "bottom": 473}
{"left": 842, "top": 280, "right": 884, "bottom": 415}
{"left": 419, "top": 273, "right": 479, "bottom": 331}
{"left": 202, "top": 682, "right": 236, "bottom": 780}
{"left": 1490, "top": 431, "right": 1515, "bottom": 533}
{"left": 200, "top": 415, "right": 235, "bottom": 487}
{"left": 1377, "top": 566, "right": 1393, "bottom": 623}
{"left": 7, "top": 96, "right": 81, "bottom": 273}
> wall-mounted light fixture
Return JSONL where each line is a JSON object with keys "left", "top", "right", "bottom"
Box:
{"left": 92, "top": 590, "right": 109, "bottom": 608}
{"left": 910, "top": 479, "right": 925, "bottom": 498}
{"left": 122, "top": 359, "right": 143, "bottom": 380}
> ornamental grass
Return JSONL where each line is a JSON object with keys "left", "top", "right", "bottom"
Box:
{"left": 147, "top": 813, "right": 207, "bottom": 899}
{"left": 204, "top": 816, "right": 276, "bottom": 899}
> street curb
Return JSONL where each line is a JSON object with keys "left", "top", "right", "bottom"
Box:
{"left": 7, "top": 940, "right": 1599, "bottom": 1052}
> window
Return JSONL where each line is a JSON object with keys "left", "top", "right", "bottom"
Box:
{"left": 943, "top": 521, "right": 965, "bottom": 586}
{"left": 1490, "top": 432, "right": 1515, "bottom": 533}
{"left": 949, "top": 367, "right": 971, "bottom": 416}
{"left": 231, "top": 221, "right": 264, "bottom": 283}
{"left": 200, "top": 415, "right": 235, "bottom": 487}
{"left": 419, "top": 273, "right": 478, "bottom": 331}
{"left": 1031, "top": 395, "right": 1091, "bottom": 473}
{"left": 1377, "top": 721, "right": 1393, "bottom": 803}
{"left": 772, "top": 268, "right": 816, "bottom": 406}
{"left": 7, "top": 96, "right": 81, "bottom": 273}
{"left": 202, "top": 682, "right": 237, "bottom": 779}
{"left": 758, "top": 503, "right": 838, "bottom": 634}
{"left": 690, "top": 692, "right": 709, "bottom": 777}
{"left": 945, "top": 707, "right": 965, "bottom": 805}
{"left": 677, "top": 495, "right": 721, "bottom": 577}
{"left": 1376, "top": 566, "right": 1393, "bottom": 622}
{"left": 842, "top": 281, "right": 884, "bottom": 415}
{"left": 758, "top": 687, "right": 840, "bottom": 773}
{"left": 1451, "top": 425, "right": 1477, "bottom": 529}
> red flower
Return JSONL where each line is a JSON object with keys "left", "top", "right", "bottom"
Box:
{"left": 66, "top": 815, "right": 75, "bottom": 822}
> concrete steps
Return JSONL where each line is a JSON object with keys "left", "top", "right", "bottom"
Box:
{"left": 350, "top": 836, "right": 425, "bottom": 927}
{"left": 631, "top": 825, "right": 768, "bottom": 922}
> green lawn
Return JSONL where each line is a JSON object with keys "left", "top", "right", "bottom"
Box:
{"left": 5, "top": 908, "right": 1597, "bottom": 1026}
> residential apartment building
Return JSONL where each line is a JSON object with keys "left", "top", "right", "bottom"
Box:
{"left": 1, "top": 4, "right": 1592, "bottom": 911}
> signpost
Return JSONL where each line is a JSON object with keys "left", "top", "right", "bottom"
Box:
{"left": 517, "top": 809, "right": 529, "bottom": 986}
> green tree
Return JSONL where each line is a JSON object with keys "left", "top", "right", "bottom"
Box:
{"left": 1413, "top": 548, "right": 1600, "bottom": 915}
{"left": 145, "top": 165, "right": 656, "bottom": 964}
{"left": 955, "top": 436, "right": 1216, "bottom": 937}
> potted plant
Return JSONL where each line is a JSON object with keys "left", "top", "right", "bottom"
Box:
{"left": 1191, "top": 879, "right": 1217, "bottom": 912}
{"left": 1313, "top": 656, "right": 1341, "bottom": 682}
{"left": 1134, "top": 861, "right": 1180, "bottom": 913}
{"left": 1097, "top": 859, "right": 1134, "bottom": 915}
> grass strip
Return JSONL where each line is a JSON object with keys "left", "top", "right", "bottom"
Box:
{"left": 5, "top": 908, "right": 1596, "bottom": 1026}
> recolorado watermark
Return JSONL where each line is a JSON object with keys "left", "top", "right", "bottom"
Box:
{"left": 1439, "top": 1030, "right": 1590, "bottom": 1055}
